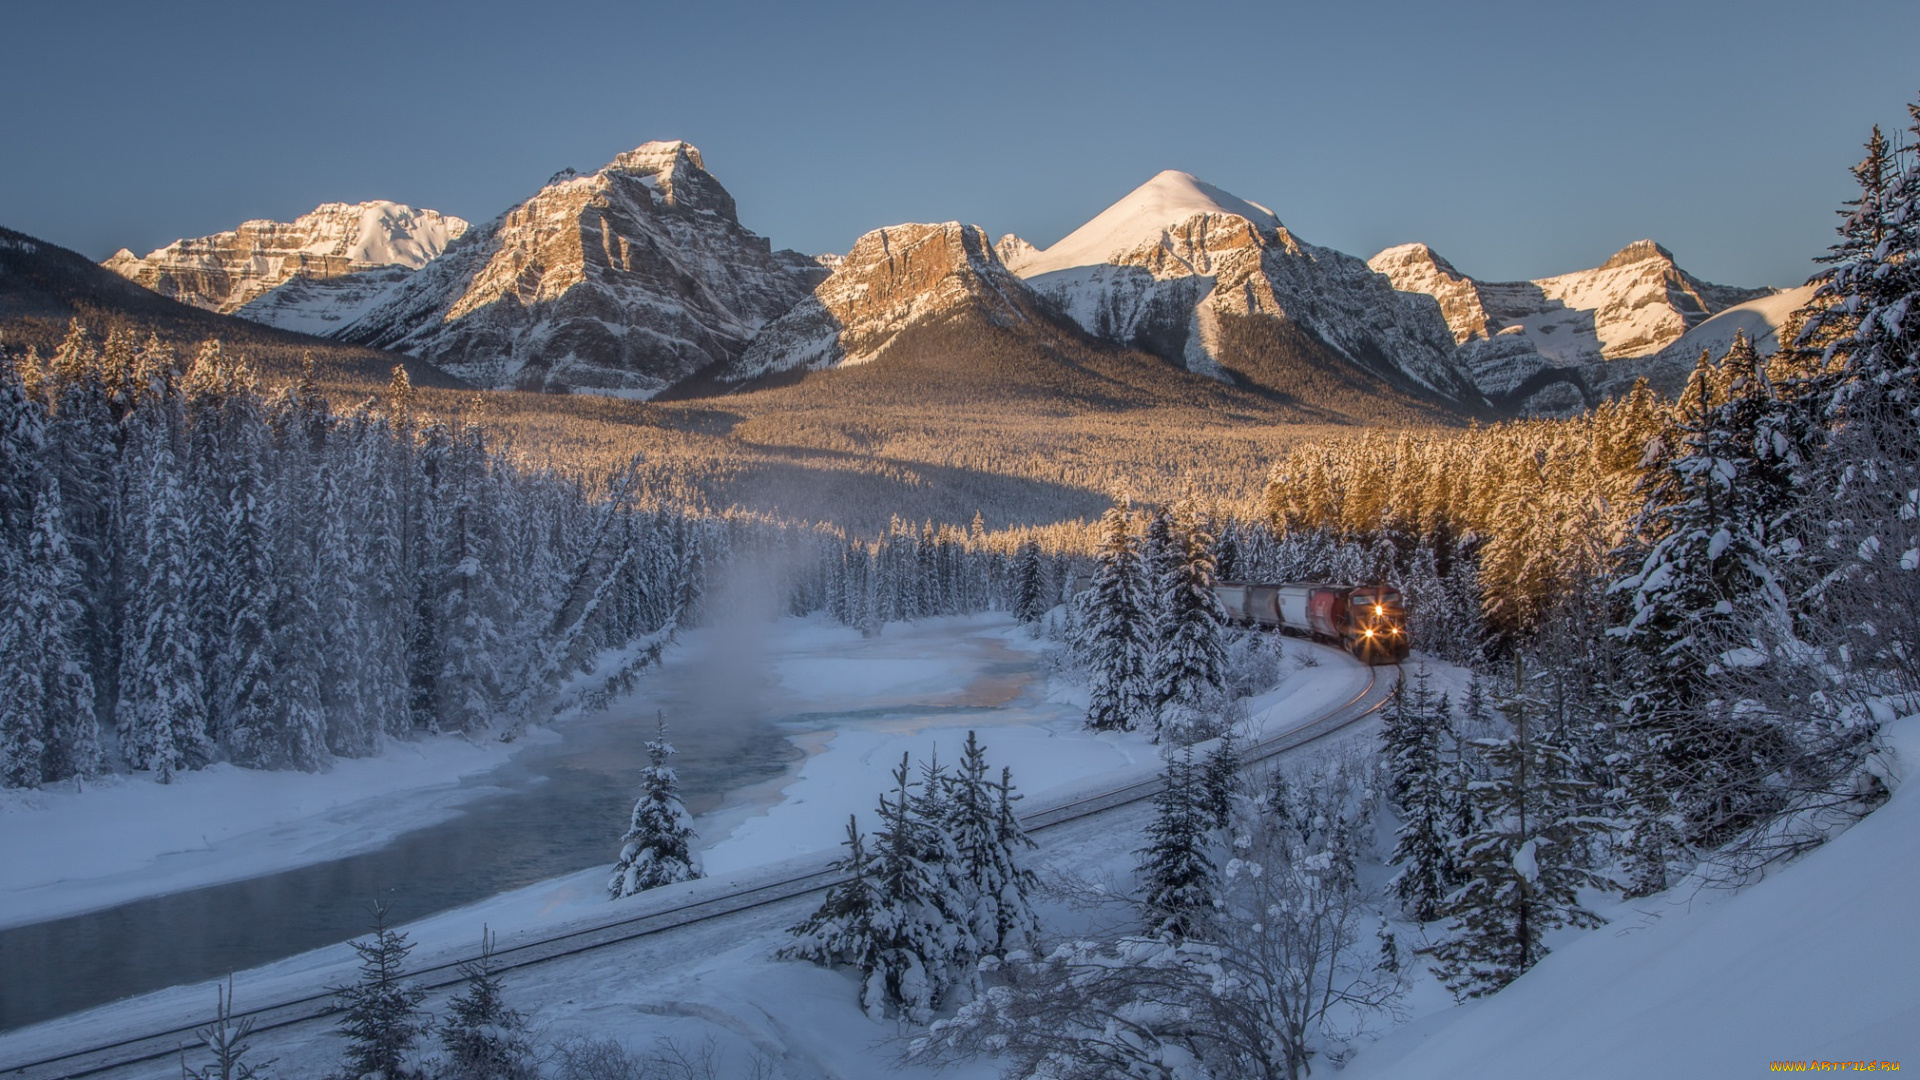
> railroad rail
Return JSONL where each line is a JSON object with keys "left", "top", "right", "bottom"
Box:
{"left": 3, "top": 660, "right": 1397, "bottom": 1080}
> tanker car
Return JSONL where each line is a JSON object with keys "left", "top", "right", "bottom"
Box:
{"left": 1213, "top": 581, "right": 1409, "bottom": 665}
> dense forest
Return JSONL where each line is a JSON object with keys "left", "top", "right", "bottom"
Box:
{"left": 0, "top": 330, "right": 715, "bottom": 786}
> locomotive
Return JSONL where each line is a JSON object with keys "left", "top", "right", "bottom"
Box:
{"left": 1212, "top": 581, "right": 1409, "bottom": 665}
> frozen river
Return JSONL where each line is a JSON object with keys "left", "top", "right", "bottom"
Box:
{"left": 0, "top": 615, "right": 1041, "bottom": 1032}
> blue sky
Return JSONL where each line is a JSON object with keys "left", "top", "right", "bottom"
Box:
{"left": 4, "top": 0, "right": 1916, "bottom": 287}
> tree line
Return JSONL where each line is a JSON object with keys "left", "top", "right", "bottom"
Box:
{"left": 0, "top": 329, "right": 703, "bottom": 788}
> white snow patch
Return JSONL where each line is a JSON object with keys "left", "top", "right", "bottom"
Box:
{"left": 1014, "top": 170, "right": 1280, "bottom": 278}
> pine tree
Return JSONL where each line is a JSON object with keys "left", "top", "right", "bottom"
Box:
{"left": 1147, "top": 500, "right": 1228, "bottom": 739}
{"left": 941, "top": 732, "right": 1038, "bottom": 957}
{"left": 871, "top": 752, "right": 975, "bottom": 1019}
{"left": 608, "top": 716, "right": 702, "bottom": 898}
{"left": 331, "top": 903, "right": 428, "bottom": 1080}
{"left": 1385, "top": 666, "right": 1453, "bottom": 922}
{"left": 1426, "top": 660, "right": 1615, "bottom": 998}
{"left": 118, "top": 423, "right": 210, "bottom": 780}
{"left": 1079, "top": 500, "right": 1150, "bottom": 732}
{"left": 0, "top": 533, "right": 46, "bottom": 788}
{"left": 435, "top": 426, "right": 504, "bottom": 735}
{"left": 781, "top": 816, "right": 892, "bottom": 1016}
{"left": 1197, "top": 730, "right": 1242, "bottom": 830}
{"left": 1611, "top": 335, "right": 1796, "bottom": 849}
{"left": 433, "top": 930, "right": 536, "bottom": 1080}
{"left": 1136, "top": 747, "right": 1218, "bottom": 940}
{"left": 24, "top": 479, "right": 100, "bottom": 782}
{"left": 784, "top": 755, "right": 977, "bottom": 1022}
{"left": 1011, "top": 539, "right": 1047, "bottom": 625}
{"left": 182, "top": 977, "right": 277, "bottom": 1080}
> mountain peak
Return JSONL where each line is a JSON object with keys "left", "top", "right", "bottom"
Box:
{"left": 607, "top": 140, "right": 705, "bottom": 176}
{"left": 1601, "top": 238, "right": 1676, "bottom": 269}
{"left": 1370, "top": 242, "right": 1467, "bottom": 282}
{"left": 1016, "top": 170, "right": 1281, "bottom": 277}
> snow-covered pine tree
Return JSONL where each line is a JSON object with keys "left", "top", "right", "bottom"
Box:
{"left": 435, "top": 425, "right": 505, "bottom": 735}
{"left": 22, "top": 479, "right": 99, "bottom": 783}
{"left": 884, "top": 750, "right": 976, "bottom": 1016}
{"left": 608, "top": 715, "right": 702, "bottom": 898}
{"left": 1079, "top": 500, "right": 1150, "bottom": 732}
{"left": 1426, "top": 659, "right": 1616, "bottom": 998}
{"left": 433, "top": 930, "right": 536, "bottom": 1080}
{"left": 331, "top": 903, "right": 428, "bottom": 1080}
{"left": 1012, "top": 539, "right": 1046, "bottom": 625}
{"left": 1789, "top": 99, "right": 1920, "bottom": 700}
{"left": 942, "top": 732, "right": 1038, "bottom": 958}
{"left": 1385, "top": 666, "right": 1453, "bottom": 922}
{"left": 117, "top": 418, "right": 211, "bottom": 781}
{"left": 256, "top": 422, "right": 327, "bottom": 772}
{"left": 1610, "top": 334, "right": 1796, "bottom": 851}
{"left": 784, "top": 755, "right": 976, "bottom": 1022}
{"left": 1147, "top": 500, "right": 1228, "bottom": 740}
{"left": 1198, "top": 729, "right": 1242, "bottom": 830}
{"left": 1136, "top": 746, "right": 1218, "bottom": 940}
{"left": 0, "top": 532, "right": 45, "bottom": 788}
{"left": 1213, "top": 520, "right": 1241, "bottom": 582}
{"left": 782, "top": 816, "right": 893, "bottom": 1015}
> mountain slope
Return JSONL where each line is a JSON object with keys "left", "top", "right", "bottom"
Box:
{"left": 724, "top": 222, "right": 1056, "bottom": 383}
{"left": 102, "top": 201, "right": 467, "bottom": 333}
{"left": 0, "top": 224, "right": 459, "bottom": 390}
{"left": 335, "top": 141, "right": 823, "bottom": 397}
{"left": 1002, "top": 171, "right": 1485, "bottom": 414}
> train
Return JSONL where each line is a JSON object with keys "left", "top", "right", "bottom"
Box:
{"left": 1212, "top": 581, "right": 1409, "bottom": 665}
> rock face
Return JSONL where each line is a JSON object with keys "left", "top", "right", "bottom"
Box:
{"left": 729, "top": 222, "right": 1039, "bottom": 382}
{"left": 102, "top": 202, "right": 468, "bottom": 331}
{"left": 1365, "top": 243, "right": 1501, "bottom": 345}
{"left": 1370, "top": 240, "right": 1780, "bottom": 414}
{"left": 336, "top": 142, "right": 824, "bottom": 397}
{"left": 1002, "top": 171, "right": 1483, "bottom": 409}
{"left": 1370, "top": 240, "right": 1774, "bottom": 364}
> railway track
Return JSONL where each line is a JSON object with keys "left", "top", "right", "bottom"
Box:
{"left": 3, "top": 660, "right": 1397, "bottom": 1080}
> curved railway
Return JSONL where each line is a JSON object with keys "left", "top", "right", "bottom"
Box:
{"left": 3, "top": 658, "right": 1399, "bottom": 1080}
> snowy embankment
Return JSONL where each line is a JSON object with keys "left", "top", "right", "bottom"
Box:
{"left": 0, "top": 735, "right": 533, "bottom": 931}
{"left": 1348, "top": 714, "right": 1920, "bottom": 1078}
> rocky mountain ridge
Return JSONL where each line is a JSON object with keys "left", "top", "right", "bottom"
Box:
{"left": 102, "top": 201, "right": 468, "bottom": 333}
{"left": 90, "top": 147, "right": 1798, "bottom": 417}
{"left": 1000, "top": 171, "right": 1486, "bottom": 410}
{"left": 331, "top": 141, "right": 822, "bottom": 396}
{"left": 726, "top": 222, "right": 1042, "bottom": 383}
{"left": 1369, "top": 239, "right": 1780, "bottom": 412}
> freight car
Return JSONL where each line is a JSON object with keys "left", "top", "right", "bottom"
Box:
{"left": 1212, "top": 581, "right": 1409, "bottom": 664}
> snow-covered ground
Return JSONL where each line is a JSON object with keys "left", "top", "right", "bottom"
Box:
{"left": 1345, "top": 712, "right": 1920, "bottom": 1079}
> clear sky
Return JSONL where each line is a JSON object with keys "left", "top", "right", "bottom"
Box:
{"left": 4, "top": 0, "right": 1916, "bottom": 288}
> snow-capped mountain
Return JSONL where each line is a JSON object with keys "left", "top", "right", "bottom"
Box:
{"left": 727, "top": 222, "right": 1041, "bottom": 382}
{"left": 334, "top": 141, "right": 823, "bottom": 397}
{"left": 1368, "top": 240, "right": 1782, "bottom": 412}
{"left": 999, "top": 171, "right": 1483, "bottom": 409}
{"left": 102, "top": 202, "right": 468, "bottom": 333}
{"left": 1369, "top": 239, "right": 1772, "bottom": 366}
